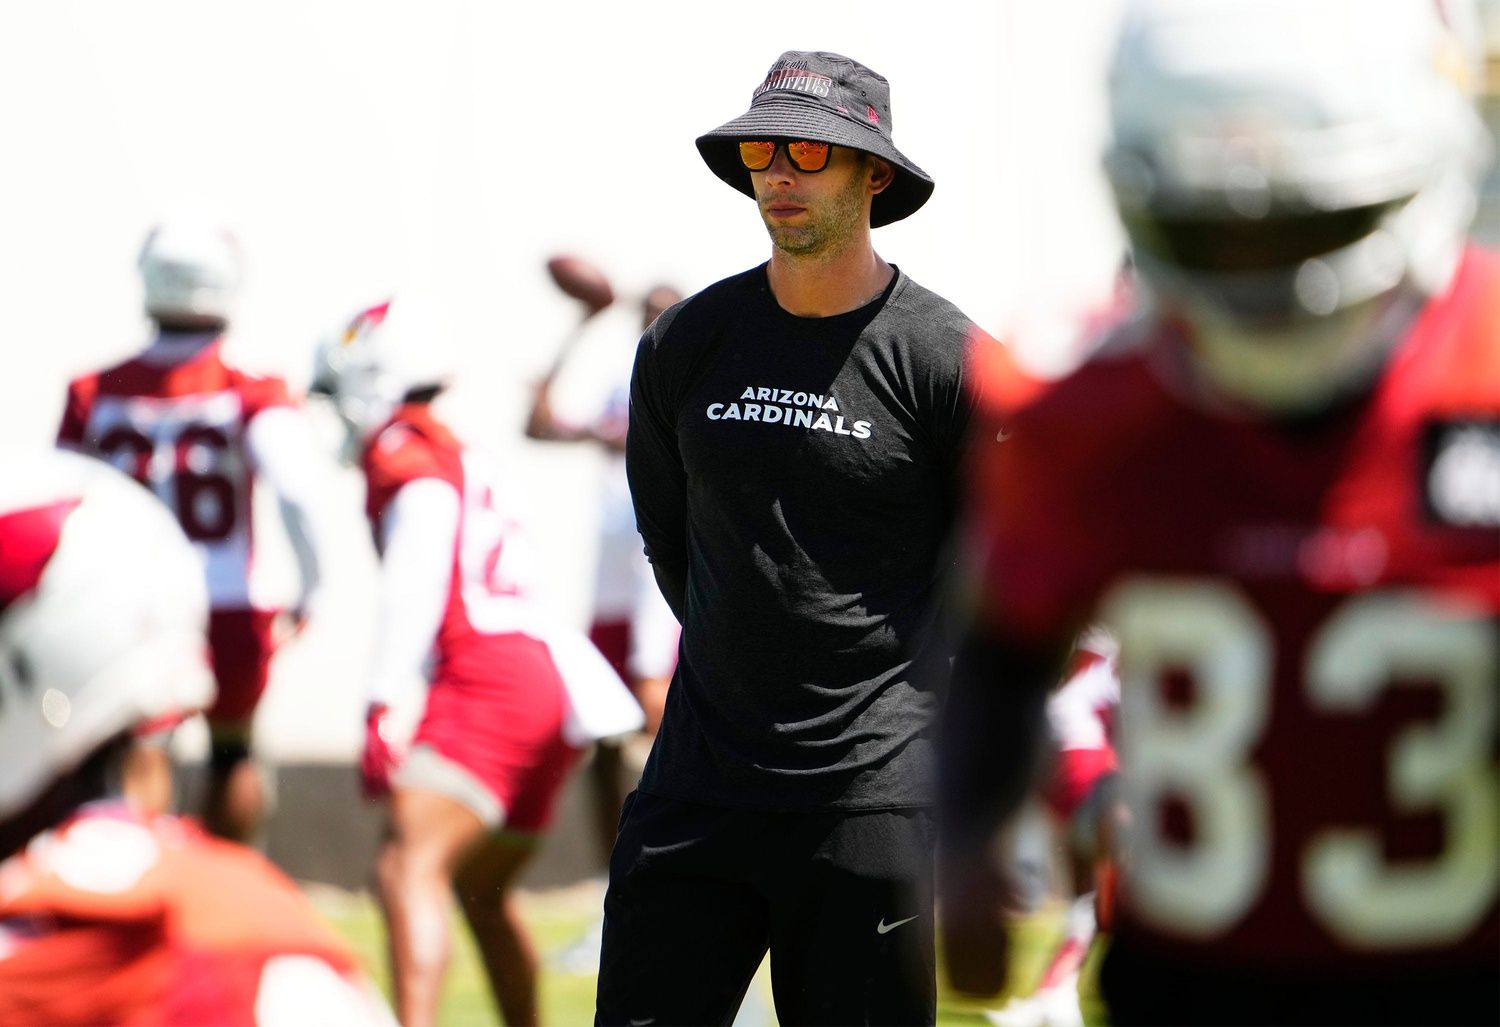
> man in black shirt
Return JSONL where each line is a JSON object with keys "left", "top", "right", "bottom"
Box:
{"left": 596, "top": 50, "right": 984, "bottom": 1026}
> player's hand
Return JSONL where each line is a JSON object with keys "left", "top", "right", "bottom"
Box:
{"left": 272, "top": 601, "right": 313, "bottom": 648}
{"left": 276, "top": 587, "right": 322, "bottom": 644}
{"left": 939, "top": 844, "right": 1017, "bottom": 997}
{"left": 360, "top": 703, "right": 402, "bottom": 800}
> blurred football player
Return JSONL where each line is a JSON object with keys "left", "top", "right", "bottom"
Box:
{"left": 983, "top": 629, "right": 1123, "bottom": 1027}
{"left": 526, "top": 265, "right": 683, "bottom": 872}
{"left": 0, "top": 449, "right": 392, "bottom": 1026}
{"left": 942, "top": 1, "right": 1498, "bottom": 1024}
{"left": 56, "top": 219, "right": 335, "bottom": 843}
{"left": 313, "top": 295, "right": 643, "bottom": 1027}
{"left": 526, "top": 265, "right": 683, "bottom": 735}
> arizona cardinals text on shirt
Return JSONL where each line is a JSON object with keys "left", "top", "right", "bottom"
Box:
{"left": 705, "top": 385, "right": 873, "bottom": 438}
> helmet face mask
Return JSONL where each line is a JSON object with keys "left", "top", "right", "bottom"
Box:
{"left": 1126, "top": 201, "right": 1403, "bottom": 278}
{"left": 1125, "top": 199, "right": 1413, "bottom": 328}
{"left": 1106, "top": 0, "right": 1489, "bottom": 415}
{"left": 0, "top": 451, "right": 214, "bottom": 821}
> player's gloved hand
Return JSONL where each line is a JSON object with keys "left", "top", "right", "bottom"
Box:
{"left": 360, "top": 702, "right": 402, "bottom": 800}
{"left": 939, "top": 843, "right": 1017, "bottom": 997}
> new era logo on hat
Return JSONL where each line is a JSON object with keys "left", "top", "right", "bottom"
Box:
{"left": 696, "top": 51, "right": 935, "bottom": 228}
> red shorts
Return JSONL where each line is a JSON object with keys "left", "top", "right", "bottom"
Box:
{"left": 205, "top": 608, "right": 279, "bottom": 728}
{"left": 589, "top": 618, "right": 631, "bottom": 682}
{"left": 409, "top": 633, "right": 584, "bottom": 832}
{"left": 1045, "top": 746, "right": 1118, "bottom": 822}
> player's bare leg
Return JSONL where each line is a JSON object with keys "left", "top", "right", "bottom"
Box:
{"left": 584, "top": 669, "right": 668, "bottom": 871}
{"left": 633, "top": 673, "right": 669, "bottom": 738}
{"left": 586, "top": 742, "right": 628, "bottom": 863}
{"left": 453, "top": 833, "right": 542, "bottom": 1027}
{"left": 375, "top": 788, "right": 486, "bottom": 1027}
{"left": 587, "top": 673, "right": 667, "bottom": 860}
{"left": 210, "top": 759, "right": 265, "bottom": 840}
{"left": 122, "top": 739, "right": 175, "bottom": 818}
{"left": 204, "top": 729, "right": 265, "bottom": 843}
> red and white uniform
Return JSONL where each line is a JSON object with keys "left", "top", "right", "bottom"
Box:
{"left": 57, "top": 335, "right": 324, "bottom": 725}
{"left": 967, "top": 248, "right": 1500, "bottom": 973}
{"left": 362, "top": 404, "right": 642, "bottom": 830}
{"left": 1043, "top": 629, "right": 1120, "bottom": 825}
{"left": 0, "top": 803, "right": 390, "bottom": 1026}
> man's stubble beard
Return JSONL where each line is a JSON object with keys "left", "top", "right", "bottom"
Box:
{"left": 760, "top": 167, "right": 868, "bottom": 258}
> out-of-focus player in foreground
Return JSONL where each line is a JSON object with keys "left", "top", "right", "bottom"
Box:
{"left": 57, "top": 220, "right": 334, "bottom": 843}
{"left": 0, "top": 449, "right": 391, "bottom": 1026}
{"left": 313, "top": 297, "right": 643, "bottom": 1027}
{"left": 942, "top": 1, "right": 1499, "bottom": 1024}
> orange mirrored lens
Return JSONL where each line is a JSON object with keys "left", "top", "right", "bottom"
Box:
{"left": 739, "top": 141, "right": 776, "bottom": 171}
{"left": 785, "top": 141, "right": 830, "bottom": 171}
{"left": 737, "top": 140, "right": 832, "bottom": 173}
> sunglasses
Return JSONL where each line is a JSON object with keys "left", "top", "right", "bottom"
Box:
{"left": 738, "top": 139, "right": 833, "bottom": 173}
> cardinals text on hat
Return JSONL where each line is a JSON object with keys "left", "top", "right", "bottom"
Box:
{"left": 755, "top": 65, "right": 833, "bottom": 99}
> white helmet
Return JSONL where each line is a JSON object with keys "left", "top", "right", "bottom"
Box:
{"left": 1105, "top": 0, "right": 1490, "bottom": 413}
{"left": 310, "top": 293, "right": 456, "bottom": 449}
{"left": 138, "top": 219, "right": 243, "bottom": 329}
{"left": 0, "top": 450, "right": 214, "bottom": 820}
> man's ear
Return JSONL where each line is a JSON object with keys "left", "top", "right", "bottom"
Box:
{"left": 868, "top": 155, "right": 895, "bottom": 196}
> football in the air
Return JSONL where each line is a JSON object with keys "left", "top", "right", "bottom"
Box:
{"left": 546, "top": 255, "right": 615, "bottom": 314}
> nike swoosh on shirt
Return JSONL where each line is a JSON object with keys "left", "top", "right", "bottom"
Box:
{"left": 876, "top": 915, "right": 920, "bottom": 935}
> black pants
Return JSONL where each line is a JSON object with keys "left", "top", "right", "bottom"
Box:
{"left": 595, "top": 791, "right": 935, "bottom": 1027}
{"left": 1102, "top": 933, "right": 1500, "bottom": 1027}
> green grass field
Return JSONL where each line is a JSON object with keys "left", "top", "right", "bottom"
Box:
{"left": 316, "top": 882, "right": 1106, "bottom": 1026}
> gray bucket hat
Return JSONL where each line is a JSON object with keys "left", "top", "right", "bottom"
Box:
{"left": 696, "top": 51, "right": 935, "bottom": 228}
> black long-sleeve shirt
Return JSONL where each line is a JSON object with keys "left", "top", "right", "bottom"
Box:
{"left": 627, "top": 264, "right": 977, "bottom": 810}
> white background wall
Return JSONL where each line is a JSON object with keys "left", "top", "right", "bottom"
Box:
{"left": 0, "top": 1, "right": 1128, "bottom": 759}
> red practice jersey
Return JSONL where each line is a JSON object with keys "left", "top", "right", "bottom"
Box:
{"left": 967, "top": 248, "right": 1500, "bottom": 971}
{"left": 362, "top": 403, "right": 549, "bottom": 685}
{"left": 0, "top": 804, "right": 384, "bottom": 1026}
{"left": 58, "top": 339, "right": 294, "bottom": 610}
